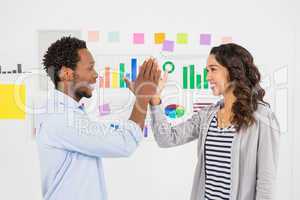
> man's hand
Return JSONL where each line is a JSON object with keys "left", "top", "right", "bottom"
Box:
{"left": 124, "top": 58, "right": 161, "bottom": 101}
{"left": 127, "top": 58, "right": 162, "bottom": 129}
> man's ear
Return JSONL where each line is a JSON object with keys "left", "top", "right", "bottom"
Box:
{"left": 58, "top": 66, "right": 74, "bottom": 81}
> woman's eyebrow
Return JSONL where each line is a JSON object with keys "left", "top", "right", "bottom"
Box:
{"left": 207, "top": 64, "right": 219, "bottom": 68}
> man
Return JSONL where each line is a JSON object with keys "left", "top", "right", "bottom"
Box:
{"left": 36, "top": 36, "right": 160, "bottom": 200}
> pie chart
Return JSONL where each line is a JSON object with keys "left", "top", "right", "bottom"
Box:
{"left": 164, "top": 104, "right": 185, "bottom": 119}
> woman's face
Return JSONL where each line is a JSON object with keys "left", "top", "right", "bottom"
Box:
{"left": 206, "top": 54, "right": 231, "bottom": 96}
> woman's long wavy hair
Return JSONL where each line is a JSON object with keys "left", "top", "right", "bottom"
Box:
{"left": 210, "top": 43, "right": 269, "bottom": 131}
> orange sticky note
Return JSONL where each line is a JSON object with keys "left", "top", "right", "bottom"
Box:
{"left": 154, "top": 33, "right": 165, "bottom": 44}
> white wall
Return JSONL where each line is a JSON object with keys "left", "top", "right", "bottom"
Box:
{"left": 0, "top": 0, "right": 299, "bottom": 199}
{"left": 292, "top": 5, "right": 300, "bottom": 198}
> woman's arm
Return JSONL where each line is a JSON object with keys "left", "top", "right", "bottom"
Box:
{"left": 150, "top": 98, "right": 202, "bottom": 148}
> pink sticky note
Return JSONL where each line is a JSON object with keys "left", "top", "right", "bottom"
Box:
{"left": 133, "top": 33, "right": 144, "bottom": 44}
{"left": 99, "top": 103, "right": 111, "bottom": 116}
{"left": 88, "top": 31, "right": 100, "bottom": 42}
{"left": 221, "top": 36, "right": 232, "bottom": 44}
{"left": 200, "top": 34, "right": 211, "bottom": 45}
{"left": 162, "top": 40, "right": 175, "bottom": 52}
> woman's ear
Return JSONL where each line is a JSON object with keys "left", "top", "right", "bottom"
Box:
{"left": 58, "top": 66, "right": 74, "bottom": 81}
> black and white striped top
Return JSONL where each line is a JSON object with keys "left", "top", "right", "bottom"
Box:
{"left": 204, "top": 115, "right": 236, "bottom": 200}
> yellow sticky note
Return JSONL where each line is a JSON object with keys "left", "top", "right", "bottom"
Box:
{"left": 176, "top": 33, "right": 188, "bottom": 44}
{"left": 154, "top": 33, "right": 165, "bottom": 44}
{"left": 0, "top": 84, "right": 26, "bottom": 119}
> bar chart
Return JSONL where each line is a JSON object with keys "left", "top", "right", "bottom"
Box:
{"left": 97, "top": 56, "right": 209, "bottom": 90}
{"left": 0, "top": 64, "right": 27, "bottom": 74}
{"left": 183, "top": 65, "right": 208, "bottom": 89}
{"left": 99, "top": 58, "right": 138, "bottom": 89}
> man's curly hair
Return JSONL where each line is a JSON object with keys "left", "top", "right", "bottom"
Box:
{"left": 43, "top": 36, "right": 87, "bottom": 88}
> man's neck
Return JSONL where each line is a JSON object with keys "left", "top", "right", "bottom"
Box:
{"left": 57, "top": 83, "right": 80, "bottom": 102}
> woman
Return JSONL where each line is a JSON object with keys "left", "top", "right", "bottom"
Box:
{"left": 148, "top": 43, "right": 280, "bottom": 200}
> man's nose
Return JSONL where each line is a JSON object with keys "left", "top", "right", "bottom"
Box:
{"left": 94, "top": 71, "right": 98, "bottom": 79}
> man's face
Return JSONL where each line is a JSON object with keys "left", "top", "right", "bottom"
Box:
{"left": 72, "top": 48, "right": 98, "bottom": 99}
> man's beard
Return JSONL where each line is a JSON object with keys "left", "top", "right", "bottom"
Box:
{"left": 73, "top": 74, "right": 92, "bottom": 100}
{"left": 74, "top": 87, "right": 92, "bottom": 99}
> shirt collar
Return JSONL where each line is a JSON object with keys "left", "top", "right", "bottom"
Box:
{"left": 50, "top": 89, "right": 82, "bottom": 110}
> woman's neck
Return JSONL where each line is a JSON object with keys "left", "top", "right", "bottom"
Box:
{"left": 222, "top": 90, "right": 236, "bottom": 112}
{"left": 217, "top": 90, "right": 236, "bottom": 128}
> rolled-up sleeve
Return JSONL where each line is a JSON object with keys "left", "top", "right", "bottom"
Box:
{"left": 150, "top": 104, "right": 201, "bottom": 148}
{"left": 37, "top": 110, "right": 143, "bottom": 158}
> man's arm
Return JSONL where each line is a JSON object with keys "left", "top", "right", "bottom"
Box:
{"left": 36, "top": 111, "right": 143, "bottom": 158}
{"left": 37, "top": 58, "right": 161, "bottom": 158}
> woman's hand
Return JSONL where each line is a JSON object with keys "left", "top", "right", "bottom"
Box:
{"left": 149, "top": 71, "right": 168, "bottom": 105}
{"left": 124, "top": 58, "right": 161, "bottom": 101}
{"left": 125, "top": 68, "right": 168, "bottom": 105}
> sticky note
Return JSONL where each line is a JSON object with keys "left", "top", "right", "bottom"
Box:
{"left": 154, "top": 33, "right": 165, "bottom": 44}
{"left": 0, "top": 84, "right": 26, "bottom": 119}
{"left": 88, "top": 31, "right": 100, "bottom": 42}
{"left": 99, "top": 103, "right": 111, "bottom": 116}
{"left": 200, "top": 34, "right": 211, "bottom": 45}
{"left": 108, "top": 31, "right": 120, "bottom": 43}
{"left": 133, "top": 33, "right": 144, "bottom": 44}
{"left": 162, "top": 40, "right": 174, "bottom": 52}
{"left": 221, "top": 36, "right": 232, "bottom": 44}
{"left": 176, "top": 33, "right": 188, "bottom": 44}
